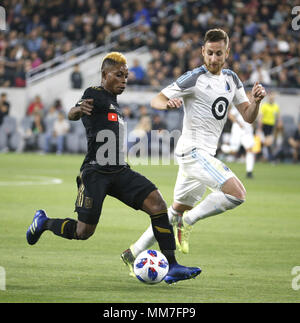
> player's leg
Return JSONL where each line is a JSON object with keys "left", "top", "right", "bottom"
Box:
{"left": 245, "top": 148, "right": 255, "bottom": 177}
{"left": 141, "top": 189, "right": 201, "bottom": 284}
{"left": 175, "top": 150, "right": 245, "bottom": 253}
{"left": 26, "top": 210, "right": 97, "bottom": 244}
{"left": 142, "top": 190, "right": 176, "bottom": 263}
{"left": 43, "top": 218, "right": 96, "bottom": 240}
{"left": 26, "top": 169, "right": 105, "bottom": 245}
{"left": 242, "top": 133, "right": 255, "bottom": 178}
{"left": 122, "top": 165, "right": 196, "bottom": 258}
{"left": 116, "top": 168, "right": 201, "bottom": 283}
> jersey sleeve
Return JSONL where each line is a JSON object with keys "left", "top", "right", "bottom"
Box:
{"left": 81, "top": 87, "right": 95, "bottom": 100}
{"left": 232, "top": 82, "right": 249, "bottom": 106}
{"left": 161, "top": 68, "right": 204, "bottom": 99}
{"left": 75, "top": 87, "right": 97, "bottom": 107}
{"left": 161, "top": 81, "right": 194, "bottom": 99}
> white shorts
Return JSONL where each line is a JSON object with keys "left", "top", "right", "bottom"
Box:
{"left": 174, "top": 149, "right": 236, "bottom": 207}
{"left": 230, "top": 125, "right": 254, "bottom": 152}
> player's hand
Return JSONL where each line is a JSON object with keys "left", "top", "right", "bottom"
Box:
{"left": 166, "top": 98, "right": 183, "bottom": 110}
{"left": 252, "top": 82, "right": 266, "bottom": 103}
{"left": 78, "top": 98, "right": 94, "bottom": 116}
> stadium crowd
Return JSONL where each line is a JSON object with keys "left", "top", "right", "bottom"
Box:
{"left": 0, "top": 0, "right": 300, "bottom": 88}
{"left": 1, "top": 89, "right": 300, "bottom": 163}
{"left": 0, "top": 0, "right": 300, "bottom": 162}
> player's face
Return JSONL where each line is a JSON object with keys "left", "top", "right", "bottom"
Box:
{"left": 103, "top": 64, "right": 128, "bottom": 95}
{"left": 202, "top": 40, "right": 229, "bottom": 75}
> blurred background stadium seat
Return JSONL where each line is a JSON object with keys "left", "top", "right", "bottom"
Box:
{"left": 0, "top": 0, "right": 299, "bottom": 161}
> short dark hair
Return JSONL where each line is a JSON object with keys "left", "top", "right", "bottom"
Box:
{"left": 204, "top": 29, "right": 229, "bottom": 47}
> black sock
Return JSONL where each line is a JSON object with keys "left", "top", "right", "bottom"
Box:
{"left": 43, "top": 218, "right": 78, "bottom": 240}
{"left": 150, "top": 212, "right": 177, "bottom": 265}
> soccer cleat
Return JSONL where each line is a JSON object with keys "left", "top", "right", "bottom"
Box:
{"left": 121, "top": 247, "right": 136, "bottom": 278}
{"left": 26, "top": 209, "right": 48, "bottom": 245}
{"left": 164, "top": 263, "right": 201, "bottom": 284}
{"left": 174, "top": 213, "right": 193, "bottom": 254}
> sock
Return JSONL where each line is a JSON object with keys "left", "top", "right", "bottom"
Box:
{"left": 131, "top": 206, "right": 181, "bottom": 257}
{"left": 150, "top": 212, "right": 176, "bottom": 264}
{"left": 246, "top": 151, "right": 254, "bottom": 173}
{"left": 262, "top": 146, "right": 269, "bottom": 160}
{"left": 184, "top": 192, "right": 244, "bottom": 225}
{"left": 44, "top": 218, "right": 78, "bottom": 240}
{"left": 131, "top": 225, "right": 156, "bottom": 257}
{"left": 267, "top": 146, "right": 273, "bottom": 160}
{"left": 168, "top": 206, "right": 181, "bottom": 222}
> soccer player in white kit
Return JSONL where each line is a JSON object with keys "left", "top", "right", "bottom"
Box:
{"left": 121, "top": 28, "right": 266, "bottom": 273}
{"left": 221, "top": 103, "right": 255, "bottom": 178}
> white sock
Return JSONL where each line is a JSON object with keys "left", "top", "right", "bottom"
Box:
{"left": 168, "top": 205, "right": 181, "bottom": 222}
{"left": 131, "top": 206, "right": 181, "bottom": 257}
{"left": 131, "top": 225, "right": 156, "bottom": 257}
{"left": 246, "top": 151, "right": 254, "bottom": 173}
{"left": 184, "top": 191, "right": 244, "bottom": 225}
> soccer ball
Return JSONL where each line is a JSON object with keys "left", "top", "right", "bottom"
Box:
{"left": 133, "top": 249, "right": 169, "bottom": 284}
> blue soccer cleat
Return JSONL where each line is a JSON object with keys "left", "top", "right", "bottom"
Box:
{"left": 164, "top": 263, "right": 201, "bottom": 284}
{"left": 26, "top": 210, "right": 48, "bottom": 245}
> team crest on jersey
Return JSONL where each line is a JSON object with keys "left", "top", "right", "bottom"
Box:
{"left": 211, "top": 97, "right": 229, "bottom": 120}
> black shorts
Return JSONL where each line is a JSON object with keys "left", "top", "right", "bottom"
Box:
{"left": 262, "top": 124, "right": 274, "bottom": 136}
{"left": 74, "top": 165, "right": 157, "bottom": 224}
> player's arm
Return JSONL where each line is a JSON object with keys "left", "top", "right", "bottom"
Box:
{"left": 68, "top": 98, "right": 94, "bottom": 121}
{"left": 151, "top": 92, "right": 182, "bottom": 110}
{"left": 236, "top": 82, "right": 266, "bottom": 124}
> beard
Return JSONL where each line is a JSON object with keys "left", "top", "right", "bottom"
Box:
{"left": 204, "top": 59, "right": 225, "bottom": 75}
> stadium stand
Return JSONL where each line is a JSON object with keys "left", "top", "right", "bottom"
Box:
{"left": 0, "top": 0, "right": 300, "bottom": 161}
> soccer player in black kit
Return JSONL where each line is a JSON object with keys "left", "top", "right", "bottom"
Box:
{"left": 26, "top": 52, "right": 201, "bottom": 284}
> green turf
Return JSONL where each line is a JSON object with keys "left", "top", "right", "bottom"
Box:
{"left": 0, "top": 153, "right": 300, "bottom": 303}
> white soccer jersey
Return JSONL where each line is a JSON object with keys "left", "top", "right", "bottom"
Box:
{"left": 162, "top": 65, "right": 249, "bottom": 158}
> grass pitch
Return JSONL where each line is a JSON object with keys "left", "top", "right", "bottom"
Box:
{"left": 0, "top": 153, "right": 299, "bottom": 303}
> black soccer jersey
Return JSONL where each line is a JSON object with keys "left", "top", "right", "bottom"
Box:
{"left": 78, "top": 86, "right": 127, "bottom": 172}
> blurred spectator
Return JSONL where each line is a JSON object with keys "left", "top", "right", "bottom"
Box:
{"left": 0, "top": 93, "right": 10, "bottom": 114}
{"left": 26, "top": 29, "right": 43, "bottom": 53}
{"left": 27, "top": 95, "right": 44, "bottom": 116}
{"left": 128, "top": 59, "right": 146, "bottom": 85}
{"left": 121, "top": 105, "right": 135, "bottom": 120}
{"left": 30, "top": 52, "right": 42, "bottom": 69}
{"left": 44, "top": 111, "right": 70, "bottom": 154}
{"left": 1, "top": 0, "right": 300, "bottom": 89}
{"left": 45, "top": 105, "right": 59, "bottom": 124}
{"left": 0, "top": 63, "right": 11, "bottom": 87}
{"left": 249, "top": 63, "right": 272, "bottom": 86}
{"left": 128, "top": 115, "right": 152, "bottom": 157}
{"left": 106, "top": 8, "right": 122, "bottom": 29}
{"left": 137, "top": 105, "right": 150, "bottom": 119}
{"left": 288, "top": 122, "right": 300, "bottom": 163}
{"left": 134, "top": 3, "right": 151, "bottom": 28}
{"left": 0, "top": 102, "right": 9, "bottom": 126}
{"left": 152, "top": 114, "right": 167, "bottom": 132}
{"left": 70, "top": 64, "right": 83, "bottom": 89}
{"left": 53, "top": 99, "right": 63, "bottom": 111}
{"left": 24, "top": 112, "right": 45, "bottom": 151}
{"left": 14, "top": 59, "right": 26, "bottom": 87}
